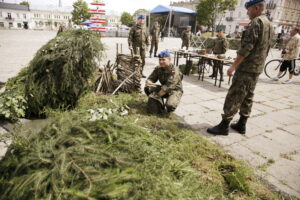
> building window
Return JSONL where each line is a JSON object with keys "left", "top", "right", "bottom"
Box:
{"left": 8, "top": 13, "right": 12, "bottom": 19}
{"left": 23, "top": 14, "right": 26, "bottom": 19}
{"left": 9, "top": 22, "right": 13, "bottom": 28}
{"left": 16, "top": 13, "right": 20, "bottom": 18}
{"left": 240, "top": 0, "right": 243, "bottom": 6}
{"left": 17, "top": 23, "right": 22, "bottom": 28}
{"left": 0, "top": 22, "right": 4, "bottom": 27}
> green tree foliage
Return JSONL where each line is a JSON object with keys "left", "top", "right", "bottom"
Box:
{"left": 71, "top": 0, "right": 91, "bottom": 25}
{"left": 196, "top": 0, "right": 237, "bottom": 35}
{"left": 120, "top": 12, "right": 134, "bottom": 27}
{"left": 133, "top": 9, "right": 149, "bottom": 18}
{"left": 19, "top": 1, "right": 29, "bottom": 6}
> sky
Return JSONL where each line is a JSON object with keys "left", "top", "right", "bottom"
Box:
{"left": 4, "top": 0, "right": 172, "bottom": 15}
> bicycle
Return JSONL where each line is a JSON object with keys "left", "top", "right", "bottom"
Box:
{"left": 264, "top": 58, "right": 300, "bottom": 79}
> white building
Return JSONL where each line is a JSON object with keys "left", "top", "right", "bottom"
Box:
{"left": 0, "top": 2, "right": 31, "bottom": 29}
{"left": 219, "top": 0, "right": 300, "bottom": 34}
{"left": 0, "top": 2, "right": 72, "bottom": 30}
{"left": 106, "top": 14, "right": 121, "bottom": 27}
{"left": 31, "top": 9, "right": 72, "bottom": 30}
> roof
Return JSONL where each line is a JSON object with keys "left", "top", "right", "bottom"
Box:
{"left": 150, "top": 5, "right": 196, "bottom": 14}
{"left": 0, "top": 2, "right": 30, "bottom": 11}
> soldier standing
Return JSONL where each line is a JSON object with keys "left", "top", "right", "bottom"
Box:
{"left": 181, "top": 26, "right": 193, "bottom": 50}
{"left": 144, "top": 50, "right": 183, "bottom": 114}
{"left": 209, "top": 29, "right": 229, "bottom": 81}
{"left": 128, "top": 15, "right": 150, "bottom": 78}
{"left": 207, "top": 0, "right": 273, "bottom": 135}
{"left": 149, "top": 22, "right": 160, "bottom": 58}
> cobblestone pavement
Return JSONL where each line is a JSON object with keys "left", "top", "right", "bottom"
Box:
{"left": 1, "top": 30, "right": 300, "bottom": 198}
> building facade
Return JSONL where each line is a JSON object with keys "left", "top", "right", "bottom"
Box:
{"left": 31, "top": 9, "right": 72, "bottom": 30}
{"left": 0, "top": 2, "right": 31, "bottom": 29}
{"left": 0, "top": 2, "right": 72, "bottom": 30}
{"left": 105, "top": 14, "right": 121, "bottom": 27}
{"left": 170, "top": 0, "right": 199, "bottom": 11}
{"left": 219, "top": 0, "right": 300, "bottom": 34}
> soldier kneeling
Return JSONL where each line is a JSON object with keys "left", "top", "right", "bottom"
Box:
{"left": 144, "top": 50, "right": 183, "bottom": 114}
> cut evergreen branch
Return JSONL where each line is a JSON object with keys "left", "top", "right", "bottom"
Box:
{"left": 0, "top": 93, "right": 288, "bottom": 200}
{"left": 0, "top": 30, "right": 105, "bottom": 120}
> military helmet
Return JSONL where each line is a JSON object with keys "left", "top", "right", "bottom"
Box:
{"left": 244, "top": 0, "right": 265, "bottom": 9}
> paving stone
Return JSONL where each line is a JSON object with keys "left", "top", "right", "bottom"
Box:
{"left": 263, "top": 129, "right": 300, "bottom": 151}
{"left": 210, "top": 133, "right": 247, "bottom": 147}
{"left": 281, "top": 125, "right": 300, "bottom": 137}
{"left": 267, "top": 175, "right": 300, "bottom": 199}
{"left": 239, "top": 135, "right": 292, "bottom": 160}
{"left": 223, "top": 143, "right": 267, "bottom": 167}
{"left": 267, "top": 158, "right": 300, "bottom": 195}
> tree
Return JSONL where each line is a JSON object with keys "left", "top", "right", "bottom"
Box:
{"left": 19, "top": 1, "right": 29, "bottom": 7}
{"left": 71, "top": 0, "right": 91, "bottom": 25}
{"left": 196, "top": 0, "right": 237, "bottom": 36}
{"left": 133, "top": 9, "right": 149, "bottom": 18}
{"left": 120, "top": 12, "right": 134, "bottom": 27}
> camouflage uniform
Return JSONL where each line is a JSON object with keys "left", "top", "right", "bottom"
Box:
{"left": 222, "top": 15, "right": 273, "bottom": 121}
{"left": 144, "top": 64, "right": 183, "bottom": 114}
{"left": 128, "top": 24, "right": 150, "bottom": 69}
{"left": 212, "top": 36, "right": 228, "bottom": 77}
{"left": 181, "top": 30, "right": 193, "bottom": 50}
{"left": 150, "top": 26, "right": 160, "bottom": 56}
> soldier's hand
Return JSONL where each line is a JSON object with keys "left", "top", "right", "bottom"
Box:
{"left": 227, "top": 66, "right": 235, "bottom": 76}
{"left": 146, "top": 80, "right": 155, "bottom": 87}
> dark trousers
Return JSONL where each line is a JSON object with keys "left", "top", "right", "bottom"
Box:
{"left": 150, "top": 40, "right": 158, "bottom": 56}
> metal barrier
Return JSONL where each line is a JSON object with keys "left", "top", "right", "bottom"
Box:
{"left": 102, "top": 30, "right": 130, "bottom": 37}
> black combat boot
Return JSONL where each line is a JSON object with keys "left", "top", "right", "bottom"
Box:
{"left": 230, "top": 115, "right": 248, "bottom": 134}
{"left": 207, "top": 120, "right": 230, "bottom": 135}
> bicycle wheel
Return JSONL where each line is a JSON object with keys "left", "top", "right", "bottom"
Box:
{"left": 264, "top": 59, "right": 287, "bottom": 79}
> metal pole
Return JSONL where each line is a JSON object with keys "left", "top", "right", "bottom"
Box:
{"left": 168, "top": 7, "right": 172, "bottom": 37}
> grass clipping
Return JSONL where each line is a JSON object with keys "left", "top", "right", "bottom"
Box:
{"left": 0, "top": 93, "right": 281, "bottom": 200}
{"left": 0, "top": 30, "right": 104, "bottom": 120}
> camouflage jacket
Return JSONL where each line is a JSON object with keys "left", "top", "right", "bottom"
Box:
{"left": 147, "top": 64, "right": 183, "bottom": 93}
{"left": 150, "top": 27, "right": 160, "bottom": 42}
{"left": 128, "top": 24, "right": 149, "bottom": 49}
{"left": 237, "top": 15, "right": 274, "bottom": 74}
{"left": 181, "top": 30, "right": 192, "bottom": 42}
{"left": 213, "top": 36, "right": 228, "bottom": 54}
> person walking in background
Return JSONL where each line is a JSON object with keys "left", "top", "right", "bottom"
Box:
{"left": 181, "top": 26, "right": 193, "bottom": 50}
{"left": 149, "top": 22, "right": 160, "bottom": 58}
{"left": 128, "top": 15, "right": 150, "bottom": 78}
{"left": 209, "top": 29, "right": 228, "bottom": 80}
{"left": 273, "top": 28, "right": 300, "bottom": 84}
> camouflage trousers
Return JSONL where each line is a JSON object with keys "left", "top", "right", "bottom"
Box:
{"left": 222, "top": 70, "right": 260, "bottom": 121}
{"left": 181, "top": 41, "right": 190, "bottom": 50}
{"left": 212, "top": 60, "right": 223, "bottom": 76}
{"left": 150, "top": 40, "right": 159, "bottom": 55}
{"left": 144, "top": 86, "right": 183, "bottom": 114}
{"left": 133, "top": 46, "right": 146, "bottom": 68}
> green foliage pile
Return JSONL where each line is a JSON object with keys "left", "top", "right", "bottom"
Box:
{"left": 0, "top": 30, "right": 104, "bottom": 120}
{"left": 0, "top": 93, "right": 282, "bottom": 200}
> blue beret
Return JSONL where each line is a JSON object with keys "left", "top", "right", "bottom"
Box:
{"left": 245, "top": 0, "right": 264, "bottom": 9}
{"left": 186, "top": 25, "right": 192, "bottom": 29}
{"left": 158, "top": 50, "right": 171, "bottom": 58}
{"left": 138, "top": 15, "right": 145, "bottom": 19}
{"left": 154, "top": 21, "right": 159, "bottom": 24}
